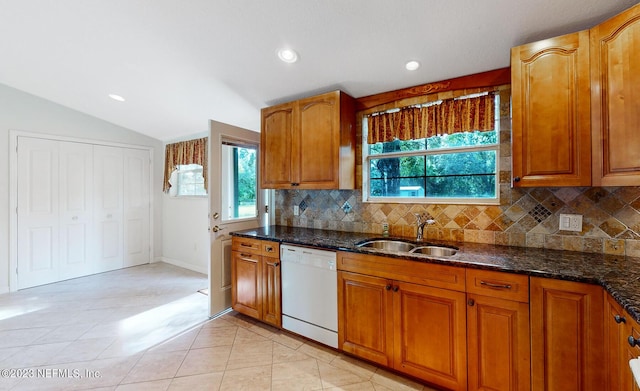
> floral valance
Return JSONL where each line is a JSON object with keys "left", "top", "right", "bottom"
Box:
{"left": 367, "top": 93, "right": 496, "bottom": 144}
{"left": 163, "top": 137, "right": 208, "bottom": 192}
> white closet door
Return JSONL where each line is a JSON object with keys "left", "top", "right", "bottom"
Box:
{"left": 123, "top": 148, "right": 150, "bottom": 267}
{"left": 59, "top": 142, "right": 94, "bottom": 280}
{"left": 17, "top": 137, "right": 60, "bottom": 288}
{"left": 93, "top": 145, "right": 124, "bottom": 273}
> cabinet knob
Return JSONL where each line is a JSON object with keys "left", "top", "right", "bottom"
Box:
{"left": 273, "top": 262, "right": 280, "bottom": 267}
{"left": 467, "top": 299, "right": 475, "bottom": 306}
{"left": 614, "top": 314, "right": 627, "bottom": 324}
{"left": 392, "top": 286, "right": 399, "bottom": 292}
{"left": 385, "top": 284, "right": 392, "bottom": 291}
{"left": 629, "top": 335, "right": 640, "bottom": 347}
{"left": 513, "top": 177, "right": 521, "bottom": 183}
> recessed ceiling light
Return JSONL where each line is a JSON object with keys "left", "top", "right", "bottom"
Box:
{"left": 278, "top": 48, "right": 299, "bottom": 63}
{"left": 108, "top": 94, "right": 125, "bottom": 102}
{"left": 405, "top": 60, "right": 420, "bottom": 71}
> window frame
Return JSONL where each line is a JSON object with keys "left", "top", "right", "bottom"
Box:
{"left": 362, "top": 95, "right": 501, "bottom": 205}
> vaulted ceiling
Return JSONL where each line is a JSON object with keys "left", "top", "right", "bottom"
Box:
{"left": 0, "top": 0, "right": 637, "bottom": 141}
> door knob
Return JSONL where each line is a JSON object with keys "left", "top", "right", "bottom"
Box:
{"left": 212, "top": 226, "right": 225, "bottom": 232}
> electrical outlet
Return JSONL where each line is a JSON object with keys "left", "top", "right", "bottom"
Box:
{"left": 293, "top": 205, "right": 299, "bottom": 216}
{"left": 559, "top": 214, "right": 582, "bottom": 232}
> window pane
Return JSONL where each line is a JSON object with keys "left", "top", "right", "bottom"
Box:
{"left": 369, "top": 151, "right": 496, "bottom": 199}
{"left": 222, "top": 144, "right": 257, "bottom": 220}
{"left": 175, "top": 164, "right": 206, "bottom": 196}
{"left": 368, "top": 139, "right": 426, "bottom": 155}
{"left": 426, "top": 130, "right": 497, "bottom": 150}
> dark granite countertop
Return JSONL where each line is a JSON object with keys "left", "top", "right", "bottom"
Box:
{"left": 231, "top": 225, "right": 640, "bottom": 323}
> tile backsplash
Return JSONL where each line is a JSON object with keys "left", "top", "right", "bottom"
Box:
{"left": 276, "top": 186, "right": 640, "bottom": 257}
{"left": 274, "top": 85, "right": 640, "bottom": 257}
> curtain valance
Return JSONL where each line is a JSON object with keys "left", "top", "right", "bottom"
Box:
{"left": 367, "top": 93, "right": 496, "bottom": 144}
{"left": 163, "top": 137, "right": 208, "bottom": 193}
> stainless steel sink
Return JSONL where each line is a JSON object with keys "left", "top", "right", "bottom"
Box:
{"left": 357, "top": 240, "right": 416, "bottom": 252}
{"left": 410, "top": 246, "right": 458, "bottom": 257}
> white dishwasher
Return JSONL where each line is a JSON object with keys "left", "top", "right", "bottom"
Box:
{"left": 280, "top": 244, "right": 338, "bottom": 348}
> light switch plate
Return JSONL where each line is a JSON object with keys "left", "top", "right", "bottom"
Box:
{"left": 559, "top": 213, "right": 582, "bottom": 232}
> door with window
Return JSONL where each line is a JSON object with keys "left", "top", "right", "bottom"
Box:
{"left": 209, "top": 120, "right": 267, "bottom": 317}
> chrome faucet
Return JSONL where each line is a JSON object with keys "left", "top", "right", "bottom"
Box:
{"left": 415, "top": 213, "right": 436, "bottom": 242}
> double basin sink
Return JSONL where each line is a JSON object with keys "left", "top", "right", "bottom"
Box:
{"left": 357, "top": 239, "right": 458, "bottom": 257}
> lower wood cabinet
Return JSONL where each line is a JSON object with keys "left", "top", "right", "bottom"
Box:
{"left": 337, "top": 251, "right": 468, "bottom": 391}
{"left": 466, "top": 269, "right": 530, "bottom": 391}
{"left": 530, "top": 277, "right": 605, "bottom": 391}
{"left": 605, "top": 291, "right": 640, "bottom": 391}
{"left": 231, "top": 237, "right": 281, "bottom": 327}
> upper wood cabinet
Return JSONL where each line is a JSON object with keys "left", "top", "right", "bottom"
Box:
{"left": 511, "top": 30, "right": 592, "bottom": 187}
{"left": 590, "top": 3, "right": 640, "bottom": 186}
{"left": 511, "top": 3, "right": 640, "bottom": 187}
{"left": 260, "top": 90, "right": 356, "bottom": 189}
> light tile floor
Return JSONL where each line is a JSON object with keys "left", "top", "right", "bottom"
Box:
{"left": 0, "top": 263, "right": 437, "bottom": 391}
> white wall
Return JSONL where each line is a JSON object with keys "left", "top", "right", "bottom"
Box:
{"left": 160, "top": 133, "right": 209, "bottom": 274}
{"left": 0, "top": 83, "right": 164, "bottom": 293}
{"left": 161, "top": 195, "right": 209, "bottom": 274}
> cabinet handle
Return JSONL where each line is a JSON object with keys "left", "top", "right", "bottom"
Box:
{"left": 240, "top": 243, "right": 254, "bottom": 248}
{"left": 468, "top": 299, "right": 475, "bottom": 306}
{"left": 265, "top": 246, "right": 274, "bottom": 252}
{"left": 385, "top": 284, "right": 392, "bottom": 291}
{"left": 615, "top": 314, "right": 627, "bottom": 324}
{"left": 480, "top": 281, "right": 512, "bottom": 290}
{"left": 239, "top": 253, "right": 257, "bottom": 262}
{"left": 514, "top": 177, "right": 521, "bottom": 182}
{"left": 629, "top": 336, "right": 640, "bottom": 347}
{"left": 273, "top": 262, "right": 280, "bottom": 267}
{"left": 392, "top": 286, "right": 399, "bottom": 292}
{"left": 291, "top": 183, "right": 300, "bottom": 186}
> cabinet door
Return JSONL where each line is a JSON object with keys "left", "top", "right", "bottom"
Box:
{"left": 590, "top": 3, "right": 640, "bottom": 186}
{"left": 623, "top": 316, "right": 640, "bottom": 391}
{"left": 605, "top": 292, "right": 626, "bottom": 391}
{"left": 261, "top": 256, "right": 281, "bottom": 327}
{"left": 530, "top": 278, "right": 605, "bottom": 391}
{"left": 467, "top": 294, "right": 530, "bottom": 391}
{"left": 59, "top": 141, "right": 94, "bottom": 280}
{"left": 17, "top": 137, "right": 60, "bottom": 288}
{"left": 511, "top": 30, "right": 591, "bottom": 187}
{"left": 123, "top": 148, "right": 150, "bottom": 267}
{"left": 338, "top": 271, "right": 394, "bottom": 366}
{"left": 231, "top": 250, "right": 261, "bottom": 319}
{"left": 93, "top": 145, "right": 124, "bottom": 273}
{"left": 393, "top": 281, "right": 467, "bottom": 391}
{"left": 260, "top": 103, "right": 294, "bottom": 188}
{"left": 296, "top": 91, "right": 341, "bottom": 188}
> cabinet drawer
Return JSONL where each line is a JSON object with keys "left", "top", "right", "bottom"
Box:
{"left": 232, "top": 237, "right": 262, "bottom": 254}
{"left": 466, "top": 269, "right": 529, "bottom": 303}
{"left": 261, "top": 241, "right": 279, "bottom": 258}
{"left": 337, "top": 251, "right": 465, "bottom": 292}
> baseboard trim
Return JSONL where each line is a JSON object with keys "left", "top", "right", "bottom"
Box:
{"left": 158, "top": 257, "right": 207, "bottom": 275}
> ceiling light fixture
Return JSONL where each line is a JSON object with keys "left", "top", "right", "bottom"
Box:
{"left": 278, "top": 48, "right": 299, "bottom": 63}
{"left": 405, "top": 60, "right": 420, "bottom": 71}
{"left": 108, "top": 94, "right": 125, "bottom": 102}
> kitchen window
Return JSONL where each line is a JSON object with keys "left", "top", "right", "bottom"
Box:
{"left": 362, "top": 92, "right": 500, "bottom": 204}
